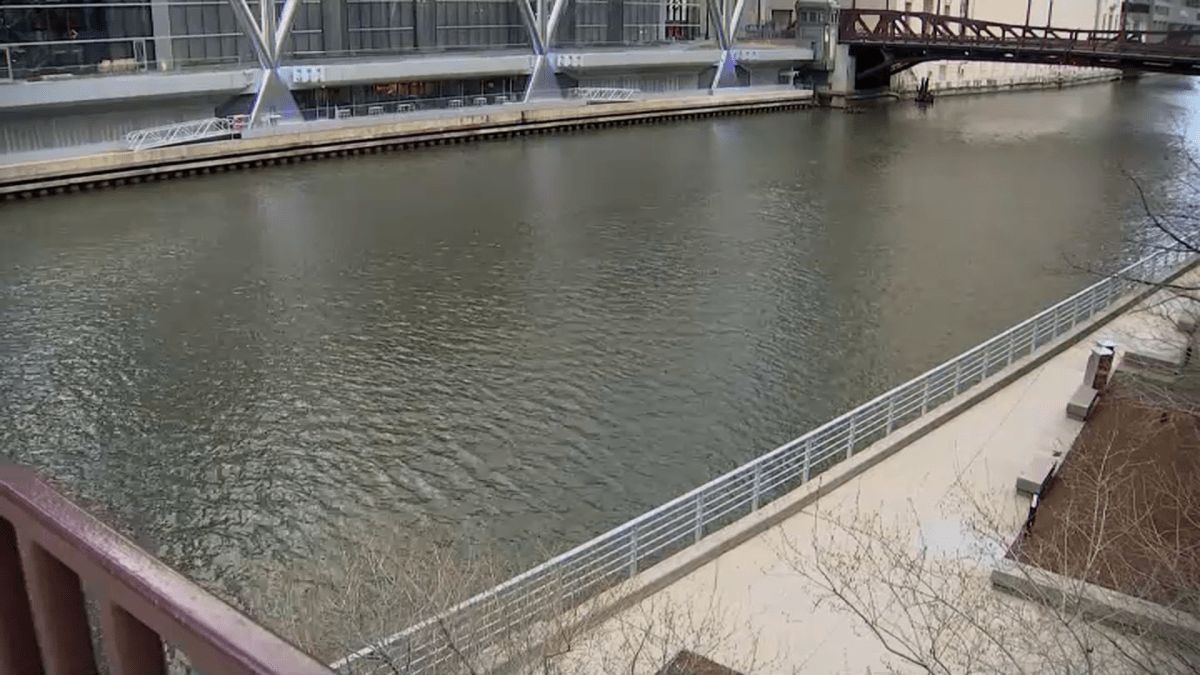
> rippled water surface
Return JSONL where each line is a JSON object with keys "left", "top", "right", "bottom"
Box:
{"left": 2, "top": 78, "right": 1198, "bottom": 597}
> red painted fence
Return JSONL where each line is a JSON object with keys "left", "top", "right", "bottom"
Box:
{"left": 0, "top": 465, "right": 332, "bottom": 675}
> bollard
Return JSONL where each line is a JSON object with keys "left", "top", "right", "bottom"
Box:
{"left": 1090, "top": 340, "right": 1117, "bottom": 390}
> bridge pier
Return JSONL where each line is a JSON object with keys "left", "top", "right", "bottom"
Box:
{"left": 826, "top": 44, "right": 855, "bottom": 107}
{"left": 825, "top": 44, "right": 894, "bottom": 108}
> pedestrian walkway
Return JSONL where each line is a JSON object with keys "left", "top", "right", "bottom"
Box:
{"left": 559, "top": 269, "right": 1199, "bottom": 673}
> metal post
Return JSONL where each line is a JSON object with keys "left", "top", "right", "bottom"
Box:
{"left": 693, "top": 496, "right": 704, "bottom": 543}
{"left": 1031, "top": 317, "right": 1040, "bottom": 353}
{"left": 920, "top": 378, "right": 930, "bottom": 414}
{"left": 802, "top": 438, "right": 813, "bottom": 482}
{"left": 545, "top": 0, "right": 569, "bottom": 45}
{"left": 885, "top": 397, "right": 896, "bottom": 435}
{"left": 1006, "top": 332, "right": 1015, "bottom": 366}
{"left": 846, "top": 417, "right": 857, "bottom": 459}
{"left": 751, "top": 464, "right": 763, "bottom": 510}
{"left": 100, "top": 602, "right": 165, "bottom": 675}
{"left": 274, "top": 0, "right": 303, "bottom": 59}
{"left": 19, "top": 540, "right": 96, "bottom": 673}
{"left": 260, "top": 0, "right": 274, "bottom": 49}
{"left": 628, "top": 527, "right": 639, "bottom": 577}
{"left": 953, "top": 359, "right": 962, "bottom": 395}
{"left": 1022, "top": 0, "right": 1032, "bottom": 45}
{"left": 0, "top": 522, "right": 38, "bottom": 675}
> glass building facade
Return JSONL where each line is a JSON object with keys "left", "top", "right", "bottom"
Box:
{"left": 1, "top": 0, "right": 707, "bottom": 80}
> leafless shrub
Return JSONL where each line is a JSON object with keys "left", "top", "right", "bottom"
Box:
{"left": 780, "top": 385, "right": 1200, "bottom": 674}
{"left": 240, "top": 529, "right": 765, "bottom": 674}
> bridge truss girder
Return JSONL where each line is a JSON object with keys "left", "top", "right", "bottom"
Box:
{"left": 840, "top": 9, "right": 1200, "bottom": 85}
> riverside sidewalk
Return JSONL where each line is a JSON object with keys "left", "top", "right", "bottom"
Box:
{"left": 0, "top": 86, "right": 812, "bottom": 199}
{"left": 560, "top": 268, "right": 1199, "bottom": 673}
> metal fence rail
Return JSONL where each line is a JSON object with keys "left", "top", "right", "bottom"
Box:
{"left": 125, "top": 117, "right": 237, "bottom": 151}
{"left": 335, "top": 247, "right": 1194, "bottom": 674}
{"left": 0, "top": 466, "right": 331, "bottom": 674}
{"left": 567, "top": 87, "right": 642, "bottom": 103}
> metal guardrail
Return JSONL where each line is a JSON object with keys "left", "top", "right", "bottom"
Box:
{"left": 125, "top": 117, "right": 238, "bottom": 151}
{"left": 336, "top": 247, "right": 1194, "bottom": 674}
{"left": 0, "top": 465, "right": 331, "bottom": 674}
{"left": 567, "top": 87, "right": 642, "bottom": 103}
{"left": 303, "top": 93, "right": 517, "bottom": 121}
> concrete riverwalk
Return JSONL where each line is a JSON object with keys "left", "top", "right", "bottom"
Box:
{"left": 557, "top": 267, "right": 1200, "bottom": 673}
{"left": 0, "top": 87, "right": 812, "bottom": 201}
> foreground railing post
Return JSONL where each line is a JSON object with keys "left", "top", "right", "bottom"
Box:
{"left": 802, "top": 438, "right": 813, "bottom": 482}
{"left": 19, "top": 539, "right": 96, "bottom": 674}
{"left": 751, "top": 464, "right": 762, "bottom": 511}
{"left": 628, "top": 527, "right": 639, "bottom": 577}
{"left": 0, "top": 520, "right": 39, "bottom": 675}
{"left": 693, "top": 496, "right": 704, "bottom": 543}
{"left": 846, "top": 417, "right": 857, "bottom": 459}
{"left": 952, "top": 360, "right": 963, "bottom": 395}
{"left": 101, "top": 602, "right": 166, "bottom": 675}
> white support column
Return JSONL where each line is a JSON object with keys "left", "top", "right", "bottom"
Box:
{"left": 150, "top": 0, "right": 174, "bottom": 71}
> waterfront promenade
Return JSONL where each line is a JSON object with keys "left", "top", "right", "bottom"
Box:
{"left": 0, "top": 87, "right": 812, "bottom": 200}
{"left": 560, "top": 268, "right": 1200, "bottom": 673}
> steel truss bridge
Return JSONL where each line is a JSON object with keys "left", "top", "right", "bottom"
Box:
{"left": 839, "top": 9, "right": 1200, "bottom": 85}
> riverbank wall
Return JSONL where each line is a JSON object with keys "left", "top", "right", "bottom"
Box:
{"left": 0, "top": 88, "right": 812, "bottom": 202}
{"left": 891, "top": 65, "right": 1122, "bottom": 98}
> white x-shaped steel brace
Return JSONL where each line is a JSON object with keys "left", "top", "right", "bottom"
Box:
{"left": 709, "top": 0, "right": 748, "bottom": 87}
{"left": 227, "top": 0, "right": 303, "bottom": 125}
{"left": 221, "top": 0, "right": 746, "bottom": 120}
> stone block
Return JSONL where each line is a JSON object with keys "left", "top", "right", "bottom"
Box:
{"left": 1066, "top": 384, "right": 1098, "bottom": 421}
{"left": 1179, "top": 314, "right": 1197, "bottom": 335}
{"left": 1017, "top": 454, "right": 1057, "bottom": 496}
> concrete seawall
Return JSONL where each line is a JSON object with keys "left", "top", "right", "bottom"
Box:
{"left": 0, "top": 89, "right": 813, "bottom": 202}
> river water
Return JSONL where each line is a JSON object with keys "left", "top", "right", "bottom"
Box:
{"left": 1, "top": 77, "right": 1198, "bottom": 603}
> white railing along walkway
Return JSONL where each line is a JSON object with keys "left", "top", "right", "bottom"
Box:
{"left": 567, "top": 87, "right": 642, "bottom": 103}
{"left": 125, "top": 117, "right": 238, "bottom": 151}
{"left": 335, "top": 246, "right": 1195, "bottom": 675}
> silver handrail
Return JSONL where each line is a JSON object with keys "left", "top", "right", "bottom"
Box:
{"left": 567, "top": 87, "right": 642, "bottom": 103}
{"left": 125, "top": 117, "right": 237, "bottom": 151}
{"left": 334, "top": 246, "right": 1195, "bottom": 674}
